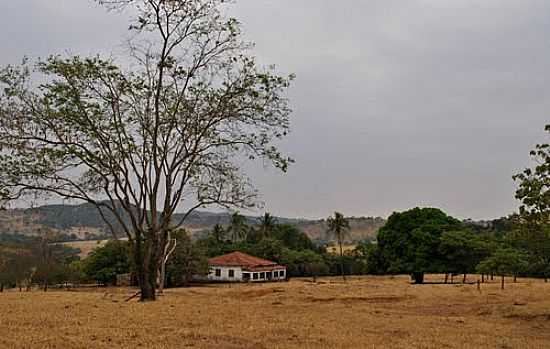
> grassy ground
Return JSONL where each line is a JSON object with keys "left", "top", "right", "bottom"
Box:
{"left": 1, "top": 275, "right": 550, "bottom": 348}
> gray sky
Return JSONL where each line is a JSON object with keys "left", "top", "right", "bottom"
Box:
{"left": 0, "top": 0, "right": 548, "bottom": 220}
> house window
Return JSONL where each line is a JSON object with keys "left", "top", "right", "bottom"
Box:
{"left": 266, "top": 271, "right": 272, "bottom": 280}
{"left": 228, "top": 269, "right": 235, "bottom": 278}
{"left": 260, "top": 272, "right": 265, "bottom": 279}
{"left": 253, "top": 273, "right": 259, "bottom": 280}
{"left": 279, "top": 270, "right": 285, "bottom": 278}
{"left": 243, "top": 273, "right": 250, "bottom": 281}
{"left": 274, "top": 271, "right": 279, "bottom": 278}
{"left": 215, "top": 269, "right": 221, "bottom": 277}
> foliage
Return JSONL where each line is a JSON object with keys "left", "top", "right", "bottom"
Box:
{"left": 83, "top": 240, "right": 131, "bottom": 285}
{"left": 439, "top": 230, "right": 489, "bottom": 275}
{"left": 513, "top": 124, "right": 550, "bottom": 225}
{"left": 166, "top": 230, "right": 209, "bottom": 287}
{"left": 228, "top": 212, "right": 249, "bottom": 242}
{"left": 476, "top": 247, "right": 529, "bottom": 277}
{"left": 354, "top": 240, "right": 385, "bottom": 274}
{"left": 376, "top": 207, "right": 463, "bottom": 278}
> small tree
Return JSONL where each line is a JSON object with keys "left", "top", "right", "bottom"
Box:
{"left": 327, "top": 212, "right": 350, "bottom": 281}
{"left": 476, "top": 248, "right": 528, "bottom": 289}
{"left": 166, "top": 230, "right": 208, "bottom": 287}
{"left": 83, "top": 240, "right": 131, "bottom": 285}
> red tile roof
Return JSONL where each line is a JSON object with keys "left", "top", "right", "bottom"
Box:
{"left": 208, "top": 251, "right": 285, "bottom": 271}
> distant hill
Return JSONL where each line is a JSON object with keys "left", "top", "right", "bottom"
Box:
{"left": 0, "top": 203, "right": 385, "bottom": 243}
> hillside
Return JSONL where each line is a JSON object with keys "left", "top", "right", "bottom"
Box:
{"left": 0, "top": 203, "right": 385, "bottom": 243}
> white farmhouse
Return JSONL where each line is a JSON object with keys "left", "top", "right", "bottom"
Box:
{"left": 207, "top": 251, "right": 287, "bottom": 282}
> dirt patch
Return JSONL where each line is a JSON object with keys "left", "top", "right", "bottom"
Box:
{"left": 308, "top": 294, "right": 414, "bottom": 304}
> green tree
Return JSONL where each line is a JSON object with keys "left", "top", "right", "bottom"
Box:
{"left": 0, "top": 0, "right": 293, "bottom": 301}
{"left": 476, "top": 248, "right": 528, "bottom": 289}
{"left": 228, "top": 212, "right": 249, "bottom": 243}
{"left": 439, "top": 230, "right": 488, "bottom": 283}
{"left": 251, "top": 238, "right": 284, "bottom": 262}
{"left": 210, "top": 224, "right": 226, "bottom": 244}
{"left": 258, "top": 213, "right": 277, "bottom": 239}
{"left": 166, "top": 231, "right": 209, "bottom": 287}
{"left": 327, "top": 212, "right": 351, "bottom": 281}
{"left": 83, "top": 240, "right": 131, "bottom": 285}
{"left": 272, "top": 224, "right": 315, "bottom": 251}
{"left": 281, "top": 248, "right": 327, "bottom": 278}
{"left": 354, "top": 240, "right": 384, "bottom": 275}
{"left": 376, "top": 207, "right": 463, "bottom": 284}
{"left": 513, "top": 124, "right": 550, "bottom": 225}
{"left": 505, "top": 226, "right": 550, "bottom": 282}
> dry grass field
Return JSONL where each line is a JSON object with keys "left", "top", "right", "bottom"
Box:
{"left": 325, "top": 244, "right": 357, "bottom": 255}
{"left": 1, "top": 275, "right": 550, "bottom": 348}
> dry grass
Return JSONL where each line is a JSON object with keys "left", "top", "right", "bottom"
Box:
{"left": 325, "top": 244, "right": 357, "bottom": 255}
{"left": 62, "top": 240, "right": 108, "bottom": 258}
{"left": 1, "top": 275, "right": 550, "bottom": 348}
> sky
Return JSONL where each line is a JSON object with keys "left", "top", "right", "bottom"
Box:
{"left": 0, "top": 0, "right": 548, "bottom": 220}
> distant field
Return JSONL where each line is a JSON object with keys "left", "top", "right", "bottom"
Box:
{"left": 62, "top": 239, "right": 110, "bottom": 258}
{"left": 1, "top": 275, "right": 550, "bottom": 348}
{"left": 326, "top": 244, "right": 357, "bottom": 254}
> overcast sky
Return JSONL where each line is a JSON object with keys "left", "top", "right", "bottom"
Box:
{"left": 0, "top": 0, "right": 548, "bottom": 220}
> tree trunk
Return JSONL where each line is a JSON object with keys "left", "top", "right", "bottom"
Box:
{"left": 135, "top": 234, "right": 159, "bottom": 302}
{"left": 545, "top": 277, "right": 548, "bottom": 283}
{"left": 513, "top": 274, "right": 517, "bottom": 283}
{"left": 157, "top": 232, "right": 177, "bottom": 295}
{"left": 339, "top": 240, "right": 346, "bottom": 282}
{"left": 412, "top": 272, "right": 424, "bottom": 284}
{"left": 481, "top": 274, "right": 485, "bottom": 283}
{"left": 0, "top": 283, "right": 3, "bottom": 293}
{"left": 43, "top": 281, "right": 48, "bottom": 292}
{"left": 451, "top": 274, "right": 454, "bottom": 284}
{"left": 491, "top": 273, "right": 494, "bottom": 281}
{"left": 444, "top": 273, "right": 448, "bottom": 284}
{"left": 463, "top": 273, "right": 467, "bottom": 284}
{"left": 501, "top": 275, "right": 505, "bottom": 290}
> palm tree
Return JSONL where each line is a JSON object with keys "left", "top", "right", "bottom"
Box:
{"left": 259, "top": 212, "right": 277, "bottom": 239}
{"left": 228, "top": 212, "right": 248, "bottom": 242}
{"left": 210, "top": 224, "right": 226, "bottom": 243}
{"left": 327, "top": 212, "right": 350, "bottom": 281}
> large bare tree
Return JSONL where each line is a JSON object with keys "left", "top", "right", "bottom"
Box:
{"left": 0, "top": 0, "right": 293, "bottom": 301}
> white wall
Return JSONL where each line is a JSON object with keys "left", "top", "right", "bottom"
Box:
{"left": 207, "top": 266, "right": 287, "bottom": 282}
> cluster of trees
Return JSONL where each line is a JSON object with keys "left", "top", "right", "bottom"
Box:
{"left": 359, "top": 124, "right": 550, "bottom": 287}
{"left": 0, "top": 233, "right": 82, "bottom": 292}
{"left": 195, "top": 212, "right": 362, "bottom": 280}
{"left": 357, "top": 207, "right": 546, "bottom": 287}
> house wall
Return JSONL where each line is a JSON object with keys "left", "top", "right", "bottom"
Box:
{"left": 208, "top": 265, "right": 287, "bottom": 283}
{"left": 207, "top": 266, "right": 244, "bottom": 282}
